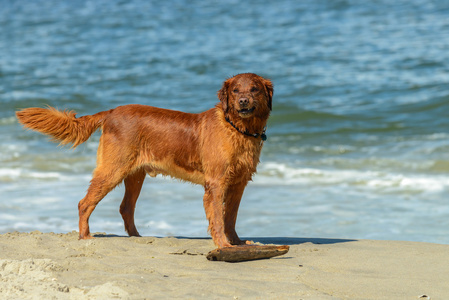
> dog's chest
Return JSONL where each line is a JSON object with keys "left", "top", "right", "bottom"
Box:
{"left": 229, "top": 139, "right": 262, "bottom": 181}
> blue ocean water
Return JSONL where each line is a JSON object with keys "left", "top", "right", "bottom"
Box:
{"left": 1, "top": 0, "right": 449, "bottom": 244}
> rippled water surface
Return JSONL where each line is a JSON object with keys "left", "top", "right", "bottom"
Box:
{"left": 1, "top": 0, "right": 449, "bottom": 244}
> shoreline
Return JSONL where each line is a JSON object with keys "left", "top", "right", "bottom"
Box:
{"left": 0, "top": 231, "right": 447, "bottom": 299}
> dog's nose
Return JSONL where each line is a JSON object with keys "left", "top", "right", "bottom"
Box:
{"left": 239, "top": 98, "right": 249, "bottom": 106}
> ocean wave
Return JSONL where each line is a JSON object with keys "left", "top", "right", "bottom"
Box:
{"left": 0, "top": 168, "right": 90, "bottom": 182}
{"left": 0, "top": 215, "right": 76, "bottom": 234}
{"left": 0, "top": 168, "right": 61, "bottom": 182}
{"left": 0, "top": 117, "right": 17, "bottom": 125}
{"left": 255, "top": 162, "right": 448, "bottom": 194}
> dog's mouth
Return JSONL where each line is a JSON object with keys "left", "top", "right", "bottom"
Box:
{"left": 238, "top": 107, "right": 255, "bottom": 117}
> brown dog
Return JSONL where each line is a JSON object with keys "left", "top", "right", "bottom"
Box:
{"left": 16, "top": 73, "right": 273, "bottom": 248}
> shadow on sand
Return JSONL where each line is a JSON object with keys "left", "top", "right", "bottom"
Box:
{"left": 246, "top": 237, "right": 357, "bottom": 245}
{"left": 92, "top": 234, "right": 356, "bottom": 246}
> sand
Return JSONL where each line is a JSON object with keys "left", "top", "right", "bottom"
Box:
{"left": 0, "top": 231, "right": 447, "bottom": 299}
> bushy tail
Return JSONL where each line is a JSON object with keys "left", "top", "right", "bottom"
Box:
{"left": 16, "top": 106, "right": 109, "bottom": 148}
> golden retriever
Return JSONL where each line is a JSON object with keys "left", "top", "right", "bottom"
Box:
{"left": 16, "top": 73, "right": 273, "bottom": 248}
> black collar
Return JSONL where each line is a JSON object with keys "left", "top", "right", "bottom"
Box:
{"left": 225, "top": 116, "right": 267, "bottom": 141}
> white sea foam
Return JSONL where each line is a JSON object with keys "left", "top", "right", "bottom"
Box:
{"left": 0, "top": 116, "right": 17, "bottom": 125}
{"left": 0, "top": 168, "right": 63, "bottom": 181}
{"left": 144, "top": 220, "right": 173, "bottom": 230}
{"left": 255, "top": 162, "right": 448, "bottom": 194}
{"left": 0, "top": 168, "right": 91, "bottom": 183}
{"left": 0, "top": 214, "right": 18, "bottom": 221}
{"left": 425, "top": 132, "right": 449, "bottom": 140}
{"left": 0, "top": 213, "right": 76, "bottom": 234}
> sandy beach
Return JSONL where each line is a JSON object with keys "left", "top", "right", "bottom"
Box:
{"left": 0, "top": 231, "right": 446, "bottom": 299}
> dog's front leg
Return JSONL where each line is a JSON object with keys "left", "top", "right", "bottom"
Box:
{"left": 203, "top": 180, "right": 232, "bottom": 248}
{"left": 224, "top": 181, "right": 249, "bottom": 245}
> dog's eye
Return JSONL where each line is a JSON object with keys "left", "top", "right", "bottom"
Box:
{"left": 250, "top": 87, "right": 259, "bottom": 93}
{"left": 233, "top": 89, "right": 239, "bottom": 93}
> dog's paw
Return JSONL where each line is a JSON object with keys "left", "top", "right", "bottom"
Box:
{"left": 78, "top": 233, "right": 94, "bottom": 240}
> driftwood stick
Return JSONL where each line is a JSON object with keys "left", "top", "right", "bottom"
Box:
{"left": 206, "top": 245, "right": 290, "bottom": 262}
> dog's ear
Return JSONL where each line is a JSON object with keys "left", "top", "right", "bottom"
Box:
{"left": 217, "top": 79, "right": 230, "bottom": 113}
{"left": 263, "top": 79, "right": 274, "bottom": 110}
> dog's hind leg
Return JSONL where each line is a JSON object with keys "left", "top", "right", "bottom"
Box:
{"left": 78, "top": 168, "right": 126, "bottom": 239}
{"left": 78, "top": 132, "right": 136, "bottom": 240}
{"left": 120, "top": 168, "right": 146, "bottom": 237}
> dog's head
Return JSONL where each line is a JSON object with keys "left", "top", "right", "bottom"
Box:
{"left": 218, "top": 73, "right": 273, "bottom": 119}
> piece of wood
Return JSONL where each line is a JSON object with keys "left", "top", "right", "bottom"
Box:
{"left": 206, "top": 245, "right": 290, "bottom": 262}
